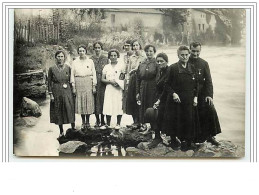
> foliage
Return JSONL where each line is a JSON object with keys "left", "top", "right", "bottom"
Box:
{"left": 209, "top": 9, "right": 245, "bottom": 45}
{"left": 159, "top": 8, "right": 188, "bottom": 26}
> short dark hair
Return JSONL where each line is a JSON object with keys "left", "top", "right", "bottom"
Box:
{"left": 156, "top": 52, "right": 168, "bottom": 62}
{"left": 108, "top": 49, "right": 120, "bottom": 59}
{"left": 55, "top": 50, "right": 66, "bottom": 59}
{"left": 77, "top": 44, "right": 87, "bottom": 54}
{"left": 123, "top": 39, "right": 132, "bottom": 50}
{"left": 93, "top": 41, "right": 103, "bottom": 50}
{"left": 144, "top": 44, "right": 157, "bottom": 53}
{"left": 190, "top": 42, "right": 202, "bottom": 49}
{"left": 177, "top": 45, "right": 190, "bottom": 55}
{"left": 131, "top": 39, "right": 142, "bottom": 50}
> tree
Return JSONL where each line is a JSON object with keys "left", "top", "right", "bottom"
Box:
{"left": 209, "top": 9, "right": 246, "bottom": 45}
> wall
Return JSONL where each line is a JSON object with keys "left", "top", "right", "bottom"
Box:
{"left": 104, "top": 11, "right": 163, "bottom": 32}
{"left": 190, "top": 9, "right": 216, "bottom": 35}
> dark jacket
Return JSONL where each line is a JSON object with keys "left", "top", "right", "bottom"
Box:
{"left": 188, "top": 57, "right": 213, "bottom": 99}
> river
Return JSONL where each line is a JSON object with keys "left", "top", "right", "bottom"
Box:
{"left": 13, "top": 45, "right": 246, "bottom": 157}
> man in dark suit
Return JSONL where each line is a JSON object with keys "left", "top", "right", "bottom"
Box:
{"left": 188, "top": 42, "right": 221, "bottom": 146}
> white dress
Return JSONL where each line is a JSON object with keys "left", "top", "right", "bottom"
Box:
{"left": 102, "top": 63, "right": 124, "bottom": 116}
{"left": 71, "top": 57, "right": 97, "bottom": 114}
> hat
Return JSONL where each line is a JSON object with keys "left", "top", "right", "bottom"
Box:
{"left": 144, "top": 107, "right": 158, "bottom": 123}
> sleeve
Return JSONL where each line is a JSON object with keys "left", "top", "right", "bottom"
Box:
{"left": 164, "top": 66, "right": 175, "bottom": 96}
{"left": 136, "top": 65, "right": 141, "bottom": 95}
{"left": 91, "top": 60, "right": 97, "bottom": 86}
{"left": 203, "top": 61, "right": 213, "bottom": 98}
{"left": 159, "top": 69, "right": 170, "bottom": 101}
{"left": 48, "top": 67, "right": 53, "bottom": 94}
{"left": 125, "top": 56, "right": 132, "bottom": 81}
{"left": 102, "top": 64, "right": 108, "bottom": 75}
{"left": 155, "top": 64, "right": 161, "bottom": 99}
{"left": 70, "top": 61, "right": 75, "bottom": 86}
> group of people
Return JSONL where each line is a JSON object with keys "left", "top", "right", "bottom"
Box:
{"left": 48, "top": 39, "right": 221, "bottom": 151}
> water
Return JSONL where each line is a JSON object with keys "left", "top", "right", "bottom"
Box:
{"left": 13, "top": 46, "right": 246, "bottom": 157}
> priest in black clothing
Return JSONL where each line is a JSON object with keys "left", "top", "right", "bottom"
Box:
{"left": 188, "top": 42, "right": 221, "bottom": 146}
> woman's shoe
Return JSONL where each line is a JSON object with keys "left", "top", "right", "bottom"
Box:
{"left": 58, "top": 132, "right": 64, "bottom": 139}
{"left": 94, "top": 122, "right": 100, "bottom": 128}
{"left": 100, "top": 125, "right": 107, "bottom": 130}
{"left": 114, "top": 125, "right": 121, "bottom": 130}
{"left": 85, "top": 123, "right": 91, "bottom": 129}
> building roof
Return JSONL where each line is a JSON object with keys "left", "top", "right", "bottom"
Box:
{"left": 105, "top": 8, "right": 163, "bottom": 15}
{"left": 194, "top": 8, "right": 217, "bottom": 15}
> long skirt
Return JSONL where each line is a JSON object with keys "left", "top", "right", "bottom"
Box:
{"left": 126, "top": 73, "right": 138, "bottom": 116}
{"left": 50, "top": 83, "right": 75, "bottom": 125}
{"left": 103, "top": 84, "right": 123, "bottom": 116}
{"left": 74, "top": 76, "right": 94, "bottom": 114}
{"left": 162, "top": 93, "right": 200, "bottom": 141}
{"left": 94, "top": 73, "right": 106, "bottom": 114}
{"left": 195, "top": 98, "right": 221, "bottom": 142}
{"left": 140, "top": 79, "right": 157, "bottom": 123}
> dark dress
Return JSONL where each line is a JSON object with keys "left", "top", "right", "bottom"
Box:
{"left": 48, "top": 65, "right": 75, "bottom": 125}
{"left": 136, "top": 58, "right": 159, "bottom": 123}
{"left": 188, "top": 57, "right": 221, "bottom": 142}
{"left": 125, "top": 52, "right": 146, "bottom": 116}
{"left": 162, "top": 61, "right": 200, "bottom": 141}
{"left": 90, "top": 54, "right": 109, "bottom": 115}
{"left": 156, "top": 66, "right": 169, "bottom": 133}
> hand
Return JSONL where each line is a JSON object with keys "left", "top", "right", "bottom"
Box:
{"left": 109, "top": 79, "right": 116, "bottom": 85}
{"left": 113, "top": 81, "right": 119, "bottom": 87}
{"left": 153, "top": 100, "right": 160, "bottom": 109}
{"left": 72, "top": 86, "right": 76, "bottom": 94}
{"left": 50, "top": 94, "right": 54, "bottom": 102}
{"left": 193, "top": 96, "right": 198, "bottom": 107}
{"left": 136, "top": 93, "right": 140, "bottom": 101}
{"left": 205, "top": 96, "right": 213, "bottom": 106}
{"left": 93, "top": 86, "right": 96, "bottom": 94}
{"left": 129, "top": 69, "right": 136, "bottom": 75}
{"left": 172, "top": 93, "right": 181, "bottom": 103}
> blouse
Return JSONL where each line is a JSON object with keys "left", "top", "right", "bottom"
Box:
{"left": 71, "top": 56, "right": 97, "bottom": 86}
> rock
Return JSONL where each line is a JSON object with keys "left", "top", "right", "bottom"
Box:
{"left": 14, "top": 116, "right": 39, "bottom": 127}
{"left": 58, "top": 141, "right": 89, "bottom": 155}
{"left": 122, "top": 127, "right": 152, "bottom": 145}
{"left": 20, "top": 97, "right": 42, "bottom": 117}
{"left": 110, "top": 129, "right": 124, "bottom": 141}
{"left": 15, "top": 70, "right": 47, "bottom": 98}
{"left": 193, "top": 140, "right": 244, "bottom": 158}
{"left": 126, "top": 140, "right": 244, "bottom": 158}
{"left": 149, "top": 143, "right": 173, "bottom": 157}
{"left": 137, "top": 142, "right": 150, "bottom": 150}
{"left": 125, "top": 147, "right": 151, "bottom": 157}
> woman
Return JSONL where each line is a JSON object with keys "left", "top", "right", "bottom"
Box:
{"left": 136, "top": 45, "right": 159, "bottom": 127}
{"left": 102, "top": 49, "right": 124, "bottom": 129}
{"left": 162, "top": 46, "right": 199, "bottom": 151}
{"left": 122, "top": 39, "right": 133, "bottom": 113}
{"left": 90, "top": 42, "right": 109, "bottom": 128}
{"left": 48, "top": 50, "right": 75, "bottom": 138}
{"left": 125, "top": 40, "right": 146, "bottom": 127}
{"left": 147, "top": 53, "right": 172, "bottom": 148}
{"left": 71, "top": 45, "right": 97, "bottom": 130}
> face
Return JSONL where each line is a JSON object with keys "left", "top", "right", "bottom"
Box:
{"left": 124, "top": 44, "right": 131, "bottom": 51}
{"left": 132, "top": 41, "right": 140, "bottom": 51}
{"left": 178, "top": 50, "right": 190, "bottom": 64}
{"left": 109, "top": 51, "right": 118, "bottom": 63}
{"left": 56, "top": 52, "right": 65, "bottom": 64}
{"left": 145, "top": 47, "right": 155, "bottom": 59}
{"left": 156, "top": 57, "right": 167, "bottom": 68}
{"left": 78, "top": 47, "right": 86, "bottom": 57}
{"left": 190, "top": 45, "right": 201, "bottom": 59}
{"left": 94, "top": 43, "right": 102, "bottom": 55}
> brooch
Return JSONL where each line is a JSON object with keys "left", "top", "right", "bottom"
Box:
{"left": 63, "top": 83, "right": 68, "bottom": 89}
